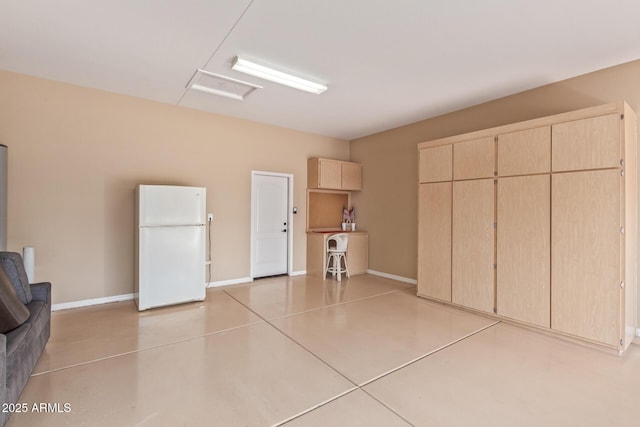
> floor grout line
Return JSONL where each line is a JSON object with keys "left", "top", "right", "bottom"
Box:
{"left": 270, "top": 387, "right": 359, "bottom": 427}
{"left": 358, "top": 320, "right": 501, "bottom": 388}
{"left": 31, "top": 320, "right": 265, "bottom": 377}
{"left": 223, "top": 290, "right": 360, "bottom": 385}
{"left": 225, "top": 288, "right": 499, "bottom": 427}
{"left": 264, "top": 288, "right": 405, "bottom": 322}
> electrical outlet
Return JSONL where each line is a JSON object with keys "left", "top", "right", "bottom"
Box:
{"left": 207, "top": 213, "right": 213, "bottom": 222}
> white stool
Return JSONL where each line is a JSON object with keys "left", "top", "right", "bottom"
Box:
{"left": 325, "top": 233, "right": 350, "bottom": 281}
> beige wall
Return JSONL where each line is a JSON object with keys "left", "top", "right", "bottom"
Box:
{"left": 0, "top": 70, "right": 349, "bottom": 304}
{"left": 350, "top": 58, "right": 640, "bottom": 327}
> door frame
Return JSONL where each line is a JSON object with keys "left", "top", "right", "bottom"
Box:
{"left": 250, "top": 170, "right": 294, "bottom": 278}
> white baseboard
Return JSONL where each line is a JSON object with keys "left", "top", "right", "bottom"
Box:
{"left": 207, "top": 277, "right": 253, "bottom": 288}
{"left": 289, "top": 270, "right": 307, "bottom": 277}
{"left": 52, "top": 293, "right": 135, "bottom": 311}
{"left": 367, "top": 269, "right": 417, "bottom": 285}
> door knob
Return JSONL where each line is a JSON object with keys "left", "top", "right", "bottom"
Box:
{"left": 283, "top": 222, "right": 287, "bottom": 225}
{"left": 282, "top": 229, "right": 287, "bottom": 232}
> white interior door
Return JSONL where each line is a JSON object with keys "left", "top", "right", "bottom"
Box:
{"left": 252, "top": 173, "right": 289, "bottom": 278}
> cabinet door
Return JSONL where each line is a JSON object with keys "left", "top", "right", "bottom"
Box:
{"left": 419, "top": 145, "right": 452, "bottom": 183}
{"left": 552, "top": 114, "right": 621, "bottom": 171}
{"left": 418, "top": 182, "right": 452, "bottom": 301}
{"left": 498, "top": 126, "right": 551, "bottom": 176}
{"left": 346, "top": 233, "right": 368, "bottom": 274}
{"left": 497, "top": 175, "right": 550, "bottom": 327}
{"left": 452, "top": 179, "right": 495, "bottom": 313}
{"left": 453, "top": 137, "right": 495, "bottom": 180}
{"left": 318, "top": 159, "right": 343, "bottom": 189}
{"left": 341, "top": 162, "right": 362, "bottom": 190}
{"left": 552, "top": 169, "right": 621, "bottom": 346}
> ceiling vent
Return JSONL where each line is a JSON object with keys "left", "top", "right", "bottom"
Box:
{"left": 186, "top": 69, "right": 262, "bottom": 101}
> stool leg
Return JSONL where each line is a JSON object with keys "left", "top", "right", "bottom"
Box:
{"left": 344, "top": 254, "right": 350, "bottom": 278}
{"left": 337, "top": 254, "right": 342, "bottom": 281}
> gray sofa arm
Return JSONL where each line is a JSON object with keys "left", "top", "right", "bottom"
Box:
{"left": 29, "top": 282, "right": 51, "bottom": 304}
{"left": 0, "top": 334, "right": 6, "bottom": 407}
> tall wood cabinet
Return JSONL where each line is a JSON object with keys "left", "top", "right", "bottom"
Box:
{"left": 417, "top": 102, "right": 637, "bottom": 353}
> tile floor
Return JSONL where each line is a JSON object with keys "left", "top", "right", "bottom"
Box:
{"left": 6, "top": 274, "right": 640, "bottom": 426}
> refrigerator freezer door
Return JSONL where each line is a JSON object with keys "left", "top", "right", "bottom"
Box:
{"left": 137, "top": 225, "right": 206, "bottom": 310}
{"left": 138, "top": 185, "right": 206, "bottom": 226}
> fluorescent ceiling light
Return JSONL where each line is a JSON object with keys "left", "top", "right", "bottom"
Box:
{"left": 231, "top": 57, "right": 327, "bottom": 95}
{"left": 186, "top": 69, "right": 262, "bottom": 101}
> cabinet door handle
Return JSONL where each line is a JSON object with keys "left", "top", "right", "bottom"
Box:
{"left": 282, "top": 229, "right": 287, "bottom": 232}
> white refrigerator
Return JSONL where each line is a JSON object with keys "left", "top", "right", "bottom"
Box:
{"left": 135, "top": 185, "right": 207, "bottom": 311}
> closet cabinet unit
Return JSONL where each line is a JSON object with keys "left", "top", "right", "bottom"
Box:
{"left": 496, "top": 175, "right": 550, "bottom": 327}
{"left": 308, "top": 158, "right": 362, "bottom": 191}
{"left": 417, "top": 102, "right": 637, "bottom": 353}
{"left": 417, "top": 182, "right": 452, "bottom": 301}
{"left": 452, "top": 179, "right": 495, "bottom": 314}
{"left": 419, "top": 145, "right": 452, "bottom": 183}
{"left": 552, "top": 169, "right": 621, "bottom": 346}
{"left": 453, "top": 137, "right": 495, "bottom": 180}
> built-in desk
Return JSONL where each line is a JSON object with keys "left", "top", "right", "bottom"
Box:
{"left": 306, "top": 230, "right": 368, "bottom": 278}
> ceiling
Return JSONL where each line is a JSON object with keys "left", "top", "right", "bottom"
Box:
{"left": 2, "top": 1, "right": 640, "bottom": 140}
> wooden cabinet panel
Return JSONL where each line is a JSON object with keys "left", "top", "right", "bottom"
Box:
{"left": 552, "top": 114, "right": 621, "bottom": 171}
{"left": 318, "top": 159, "right": 342, "bottom": 189}
{"left": 552, "top": 169, "right": 621, "bottom": 346}
{"left": 418, "top": 182, "right": 452, "bottom": 301}
{"left": 346, "top": 232, "right": 368, "bottom": 274}
{"left": 308, "top": 158, "right": 362, "bottom": 190}
{"left": 419, "top": 145, "right": 452, "bottom": 183}
{"left": 497, "top": 175, "right": 550, "bottom": 327}
{"left": 498, "top": 127, "right": 551, "bottom": 176}
{"left": 341, "top": 162, "right": 362, "bottom": 190}
{"left": 452, "top": 179, "right": 495, "bottom": 313}
{"left": 453, "top": 137, "right": 495, "bottom": 180}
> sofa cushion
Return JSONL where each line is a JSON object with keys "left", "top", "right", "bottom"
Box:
{"left": 0, "top": 268, "right": 30, "bottom": 333}
{"left": 0, "top": 252, "right": 32, "bottom": 304}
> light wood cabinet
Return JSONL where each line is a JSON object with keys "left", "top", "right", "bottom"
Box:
{"left": 453, "top": 136, "right": 495, "bottom": 180}
{"left": 498, "top": 126, "right": 551, "bottom": 176}
{"left": 308, "top": 158, "right": 362, "bottom": 191}
{"left": 417, "top": 182, "right": 452, "bottom": 302}
{"left": 452, "top": 179, "right": 495, "bottom": 314}
{"left": 417, "top": 102, "right": 637, "bottom": 354}
{"left": 497, "top": 175, "right": 550, "bottom": 328}
{"left": 552, "top": 113, "right": 621, "bottom": 171}
{"left": 419, "top": 145, "right": 452, "bottom": 183}
{"left": 552, "top": 169, "right": 621, "bottom": 346}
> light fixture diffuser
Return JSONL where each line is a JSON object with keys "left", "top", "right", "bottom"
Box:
{"left": 186, "top": 69, "right": 262, "bottom": 101}
{"left": 231, "top": 57, "right": 327, "bottom": 95}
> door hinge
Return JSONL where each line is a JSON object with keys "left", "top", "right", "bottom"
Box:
{"left": 620, "top": 227, "right": 625, "bottom": 235}
{"left": 493, "top": 222, "right": 497, "bottom": 229}
{"left": 493, "top": 263, "right": 497, "bottom": 270}
{"left": 494, "top": 136, "right": 498, "bottom": 143}
{"left": 620, "top": 339, "right": 624, "bottom": 346}
{"left": 620, "top": 170, "right": 625, "bottom": 177}
{"left": 620, "top": 281, "right": 625, "bottom": 289}
{"left": 621, "top": 114, "right": 625, "bottom": 120}
{"left": 493, "top": 307, "right": 497, "bottom": 314}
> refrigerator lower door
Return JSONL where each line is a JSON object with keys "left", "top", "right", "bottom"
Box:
{"left": 137, "top": 225, "right": 206, "bottom": 310}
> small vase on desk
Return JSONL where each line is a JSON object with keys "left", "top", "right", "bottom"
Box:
{"left": 341, "top": 223, "right": 348, "bottom": 231}
{"left": 351, "top": 223, "right": 356, "bottom": 231}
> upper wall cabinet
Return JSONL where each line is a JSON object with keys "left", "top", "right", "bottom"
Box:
{"left": 552, "top": 113, "right": 621, "bottom": 171}
{"left": 419, "top": 145, "right": 452, "bottom": 183}
{"left": 308, "top": 158, "right": 362, "bottom": 191}
{"left": 498, "top": 126, "right": 551, "bottom": 176}
{"left": 453, "top": 136, "right": 495, "bottom": 180}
